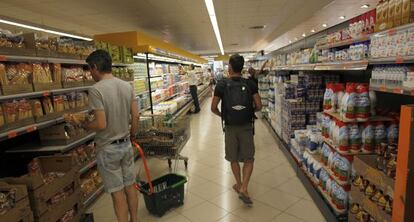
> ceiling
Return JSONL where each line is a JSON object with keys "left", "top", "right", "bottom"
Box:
{"left": 0, "top": 0, "right": 377, "bottom": 55}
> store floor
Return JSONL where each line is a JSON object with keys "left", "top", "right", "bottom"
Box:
{"left": 87, "top": 98, "right": 326, "bottom": 222}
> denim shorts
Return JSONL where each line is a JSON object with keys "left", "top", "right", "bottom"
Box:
{"left": 97, "top": 141, "right": 136, "bottom": 193}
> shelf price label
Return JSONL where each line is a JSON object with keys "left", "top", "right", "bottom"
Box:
{"left": 393, "top": 88, "right": 403, "bottom": 94}
{"left": 388, "top": 28, "right": 397, "bottom": 35}
{"left": 396, "top": 56, "right": 405, "bottom": 64}
{"left": 7, "top": 131, "right": 17, "bottom": 139}
{"left": 26, "top": 126, "right": 37, "bottom": 133}
{"left": 379, "top": 85, "right": 387, "bottom": 92}
{"left": 411, "top": 90, "right": 414, "bottom": 96}
{"left": 0, "top": 55, "right": 6, "bottom": 61}
{"left": 42, "top": 91, "right": 50, "bottom": 97}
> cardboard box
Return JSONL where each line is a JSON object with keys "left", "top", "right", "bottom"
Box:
{"left": 0, "top": 182, "right": 33, "bottom": 222}
{"left": 395, "top": 0, "right": 404, "bottom": 26}
{"left": 388, "top": 0, "right": 396, "bottom": 28}
{"left": 35, "top": 189, "right": 81, "bottom": 222}
{"left": 350, "top": 187, "right": 392, "bottom": 222}
{"left": 38, "top": 123, "right": 89, "bottom": 145}
{"left": 352, "top": 155, "right": 395, "bottom": 197}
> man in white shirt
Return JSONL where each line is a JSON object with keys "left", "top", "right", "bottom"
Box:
{"left": 188, "top": 65, "right": 200, "bottom": 113}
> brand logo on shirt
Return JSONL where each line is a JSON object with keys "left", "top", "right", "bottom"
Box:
{"left": 232, "top": 105, "right": 246, "bottom": 110}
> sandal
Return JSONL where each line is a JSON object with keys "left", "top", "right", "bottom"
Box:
{"left": 239, "top": 192, "right": 253, "bottom": 206}
{"left": 233, "top": 184, "right": 240, "bottom": 194}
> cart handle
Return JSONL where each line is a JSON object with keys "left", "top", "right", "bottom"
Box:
{"left": 132, "top": 141, "right": 154, "bottom": 194}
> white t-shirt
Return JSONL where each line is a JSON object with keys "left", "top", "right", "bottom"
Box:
{"left": 188, "top": 70, "right": 198, "bottom": 86}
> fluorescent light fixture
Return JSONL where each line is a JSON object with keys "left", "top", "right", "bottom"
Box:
{"left": 302, "top": 33, "right": 306, "bottom": 37}
{"left": 361, "top": 4, "right": 370, "bottom": 8}
{"left": 289, "top": 40, "right": 292, "bottom": 43}
{"left": 204, "top": 0, "right": 224, "bottom": 55}
{"left": 0, "top": 19, "right": 92, "bottom": 41}
{"left": 339, "top": 16, "right": 346, "bottom": 20}
{"left": 322, "top": 23, "right": 328, "bottom": 27}
{"left": 311, "top": 29, "right": 315, "bottom": 33}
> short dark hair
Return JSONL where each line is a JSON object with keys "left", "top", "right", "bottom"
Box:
{"left": 86, "top": 49, "right": 112, "bottom": 73}
{"left": 229, "top": 54, "right": 244, "bottom": 73}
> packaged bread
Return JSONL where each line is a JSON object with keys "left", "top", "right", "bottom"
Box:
{"left": 31, "top": 99, "right": 43, "bottom": 118}
{"left": 3, "top": 101, "right": 18, "bottom": 123}
{"left": 35, "top": 36, "right": 49, "bottom": 51}
{"left": 0, "top": 105, "right": 5, "bottom": 128}
{"left": 33, "top": 63, "right": 52, "bottom": 83}
{"left": 17, "top": 100, "right": 33, "bottom": 120}
{"left": 53, "top": 96, "right": 65, "bottom": 112}
{"left": 41, "top": 98, "right": 54, "bottom": 114}
{"left": 0, "top": 63, "right": 6, "bottom": 86}
{"left": 48, "top": 37, "right": 58, "bottom": 52}
{"left": 5, "top": 63, "right": 32, "bottom": 85}
{"left": 52, "top": 64, "right": 62, "bottom": 83}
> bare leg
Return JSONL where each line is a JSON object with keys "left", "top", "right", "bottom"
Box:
{"left": 111, "top": 190, "right": 129, "bottom": 222}
{"left": 125, "top": 185, "right": 138, "bottom": 222}
{"left": 240, "top": 160, "right": 254, "bottom": 195}
{"left": 231, "top": 162, "right": 242, "bottom": 191}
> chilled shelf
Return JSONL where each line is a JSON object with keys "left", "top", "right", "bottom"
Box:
{"left": 6, "top": 132, "right": 95, "bottom": 154}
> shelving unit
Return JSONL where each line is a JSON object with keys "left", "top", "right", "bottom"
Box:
{"left": 83, "top": 185, "right": 104, "bottom": 208}
{"left": 316, "top": 35, "right": 371, "bottom": 50}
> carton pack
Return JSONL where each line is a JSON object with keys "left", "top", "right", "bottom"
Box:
{"left": 0, "top": 182, "right": 34, "bottom": 222}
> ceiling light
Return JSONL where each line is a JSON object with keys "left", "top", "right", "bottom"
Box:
{"left": 0, "top": 19, "right": 92, "bottom": 41}
{"left": 302, "top": 33, "right": 306, "bottom": 37}
{"left": 361, "top": 4, "right": 370, "bottom": 8}
{"left": 322, "top": 23, "right": 328, "bottom": 28}
{"left": 311, "top": 29, "right": 315, "bottom": 33}
{"left": 204, "top": 0, "right": 224, "bottom": 55}
{"left": 339, "top": 16, "right": 346, "bottom": 20}
{"left": 294, "top": 37, "right": 298, "bottom": 41}
{"left": 289, "top": 40, "right": 292, "bottom": 43}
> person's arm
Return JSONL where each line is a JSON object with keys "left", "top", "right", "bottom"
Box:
{"left": 83, "top": 88, "right": 107, "bottom": 131}
{"left": 253, "top": 93, "right": 262, "bottom": 112}
{"left": 84, "top": 110, "right": 106, "bottom": 130}
{"left": 130, "top": 95, "right": 140, "bottom": 139}
{"left": 211, "top": 96, "right": 221, "bottom": 117}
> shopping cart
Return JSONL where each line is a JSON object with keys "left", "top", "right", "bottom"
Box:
{"left": 133, "top": 142, "right": 187, "bottom": 217}
{"left": 135, "top": 115, "right": 190, "bottom": 169}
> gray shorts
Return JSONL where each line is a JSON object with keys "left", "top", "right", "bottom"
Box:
{"left": 97, "top": 141, "right": 136, "bottom": 193}
{"left": 224, "top": 123, "right": 255, "bottom": 162}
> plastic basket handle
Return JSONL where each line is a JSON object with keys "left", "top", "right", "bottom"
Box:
{"left": 132, "top": 141, "right": 154, "bottom": 194}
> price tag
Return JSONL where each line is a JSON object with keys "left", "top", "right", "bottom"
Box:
{"left": 393, "top": 88, "right": 403, "bottom": 94}
{"left": 388, "top": 28, "right": 397, "bottom": 35}
{"left": 42, "top": 91, "right": 50, "bottom": 97}
{"left": 396, "top": 56, "right": 405, "bottom": 64}
{"left": 26, "top": 126, "right": 36, "bottom": 133}
{"left": 380, "top": 85, "right": 387, "bottom": 92}
{"left": 411, "top": 90, "right": 414, "bottom": 96}
{"left": 7, "top": 131, "right": 17, "bottom": 138}
{"left": 0, "top": 55, "right": 6, "bottom": 61}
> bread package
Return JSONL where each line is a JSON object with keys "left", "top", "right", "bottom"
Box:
{"left": 41, "top": 97, "right": 54, "bottom": 114}
{"left": 31, "top": 99, "right": 44, "bottom": 118}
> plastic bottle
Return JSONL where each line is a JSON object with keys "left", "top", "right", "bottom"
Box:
{"left": 355, "top": 83, "right": 370, "bottom": 121}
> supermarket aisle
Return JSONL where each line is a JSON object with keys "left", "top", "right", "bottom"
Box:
{"left": 87, "top": 98, "right": 326, "bottom": 222}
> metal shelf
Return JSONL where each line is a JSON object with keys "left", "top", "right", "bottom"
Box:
{"left": 322, "top": 137, "right": 374, "bottom": 156}
{"left": 314, "top": 60, "right": 368, "bottom": 71}
{"left": 79, "top": 159, "right": 97, "bottom": 175}
{"left": 316, "top": 35, "right": 371, "bottom": 50}
{"left": 274, "top": 63, "right": 316, "bottom": 71}
{"left": 6, "top": 132, "right": 95, "bottom": 154}
{"left": 0, "top": 118, "right": 62, "bottom": 142}
{"left": 0, "top": 54, "right": 86, "bottom": 64}
{"left": 369, "top": 55, "right": 414, "bottom": 65}
{"left": 370, "top": 85, "right": 414, "bottom": 96}
{"left": 0, "top": 86, "right": 91, "bottom": 102}
{"left": 83, "top": 184, "right": 104, "bottom": 208}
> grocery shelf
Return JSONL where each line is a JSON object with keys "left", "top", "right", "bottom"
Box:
{"left": 323, "top": 137, "right": 374, "bottom": 156}
{"left": 316, "top": 35, "right": 371, "bottom": 50}
{"left": 369, "top": 55, "right": 414, "bottom": 64}
{"left": 83, "top": 184, "right": 105, "bottom": 208}
{"left": 0, "top": 54, "right": 87, "bottom": 64}
{"left": 314, "top": 60, "right": 368, "bottom": 71}
{"left": 323, "top": 110, "right": 394, "bottom": 123}
{"left": 262, "top": 117, "right": 341, "bottom": 222}
{"left": 136, "top": 90, "right": 149, "bottom": 97}
{"left": 0, "top": 86, "right": 90, "bottom": 102}
{"left": 370, "top": 85, "right": 414, "bottom": 96}
{"left": 153, "top": 93, "right": 181, "bottom": 106}
{"left": 79, "top": 160, "right": 97, "bottom": 175}
{"left": 6, "top": 132, "right": 95, "bottom": 154}
{"left": 0, "top": 118, "right": 61, "bottom": 142}
{"left": 274, "top": 63, "right": 316, "bottom": 71}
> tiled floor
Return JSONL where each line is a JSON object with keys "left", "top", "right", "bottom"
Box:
{"left": 87, "top": 98, "right": 327, "bottom": 222}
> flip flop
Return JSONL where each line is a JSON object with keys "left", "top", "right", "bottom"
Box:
{"left": 239, "top": 192, "right": 253, "bottom": 206}
{"left": 232, "top": 184, "right": 240, "bottom": 194}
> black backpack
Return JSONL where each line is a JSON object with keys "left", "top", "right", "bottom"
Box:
{"left": 221, "top": 78, "right": 254, "bottom": 126}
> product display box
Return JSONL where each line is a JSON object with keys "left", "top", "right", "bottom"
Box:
{"left": 353, "top": 155, "right": 395, "bottom": 196}
{"left": 0, "top": 182, "right": 34, "bottom": 222}
{"left": 39, "top": 123, "right": 89, "bottom": 145}
{"left": 1, "top": 156, "right": 81, "bottom": 221}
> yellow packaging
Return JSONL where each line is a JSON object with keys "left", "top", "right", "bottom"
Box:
{"left": 388, "top": 0, "right": 396, "bottom": 28}
{"left": 395, "top": 0, "right": 404, "bottom": 26}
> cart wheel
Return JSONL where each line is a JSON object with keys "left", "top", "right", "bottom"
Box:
{"left": 184, "top": 160, "right": 188, "bottom": 169}
{"left": 168, "top": 159, "right": 172, "bottom": 169}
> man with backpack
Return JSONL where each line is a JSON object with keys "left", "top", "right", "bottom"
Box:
{"left": 211, "top": 54, "right": 262, "bottom": 206}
